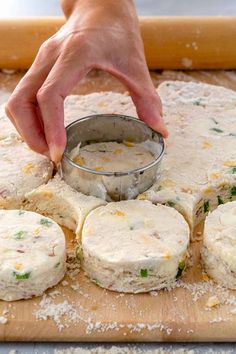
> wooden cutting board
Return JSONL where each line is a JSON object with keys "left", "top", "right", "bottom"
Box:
{"left": 0, "top": 70, "right": 236, "bottom": 342}
{"left": 0, "top": 224, "right": 236, "bottom": 342}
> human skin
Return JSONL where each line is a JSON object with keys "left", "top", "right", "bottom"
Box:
{"left": 5, "top": 0, "right": 168, "bottom": 163}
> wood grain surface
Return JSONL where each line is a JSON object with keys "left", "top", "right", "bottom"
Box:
{"left": 0, "top": 69, "right": 236, "bottom": 342}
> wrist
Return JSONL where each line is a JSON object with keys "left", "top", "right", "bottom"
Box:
{"left": 61, "top": 0, "right": 135, "bottom": 19}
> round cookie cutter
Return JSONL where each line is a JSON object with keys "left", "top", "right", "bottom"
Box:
{"left": 60, "top": 114, "right": 165, "bottom": 201}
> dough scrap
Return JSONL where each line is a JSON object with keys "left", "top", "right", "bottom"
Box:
{"left": 25, "top": 175, "right": 107, "bottom": 238}
{"left": 138, "top": 81, "right": 236, "bottom": 234}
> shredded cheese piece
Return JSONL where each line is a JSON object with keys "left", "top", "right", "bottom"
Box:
{"left": 73, "top": 156, "right": 85, "bottom": 166}
{"left": 15, "top": 263, "right": 23, "bottom": 270}
{"left": 112, "top": 210, "right": 125, "bottom": 217}
{"left": 98, "top": 101, "right": 108, "bottom": 108}
{"left": 113, "top": 149, "right": 123, "bottom": 155}
{"left": 204, "top": 187, "right": 214, "bottom": 194}
{"left": 122, "top": 140, "right": 135, "bottom": 147}
{"left": 223, "top": 160, "right": 236, "bottom": 167}
{"left": 202, "top": 140, "right": 212, "bottom": 149}
{"left": 209, "top": 172, "right": 220, "bottom": 180}
{"left": 22, "top": 162, "right": 34, "bottom": 174}
{"left": 42, "top": 191, "right": 53, "bottom": 198}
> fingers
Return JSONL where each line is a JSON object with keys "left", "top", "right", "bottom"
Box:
{"left": 36, "top": 45, "right": 91, "bottom": 162}
{"left": 101, "top": 59, "right": 168, "bottom": 138}
{"left": 5, "top": 39, "right": 59, "bottom": 154}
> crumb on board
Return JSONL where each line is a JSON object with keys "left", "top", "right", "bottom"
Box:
{"left": 0, "top": 315, "right": 8, "bottom": 324}
{"left": 206, "top": 295, "right": 220, "bottom": 308}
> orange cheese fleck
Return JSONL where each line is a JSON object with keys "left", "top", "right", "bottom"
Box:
{"left": 33, "top": 227, "right": 41, "bottom": 237}
{"left": 162, "top": 179, "right": 177, "bottom": 188}
{"left": 223, "top": 160, "right": 236, "bottom": 167}
{"left": 42, "top": 191, "right": 53, "bottom": 198}
{"left": 22, "top": 162, "right": 34, "bottom": 173}
{"left": 73, "top": 156, "right": 85, "bottom": 166}
{"left": 163, "top": 252, "right": 172, "bottom": 260}
{"left": 112, "top": 210, "right": 125, "bottom": 217}
{"left": 102, "top": 156, "right": 111, "bottom": 162}
{"left": 204, "top": 187, "right": 214, "bottom": 194}
{"left": 113, "top": 149, "right": 123, "bottom": 155}
{"left": 202, "top": 272, "right": 210, "bottom": 282}
{"left": 98, "top": 101, "right": 108, "bottom": 108}
{"left": 15, "top": 263, "right": 23, "bottom": 270}
{"left": 209, "top": 172, "right": 220, "bottom": 180}
{"left": 202, "top": 140, "right": 212, "bottom": 149}
{"left": 123, "top": 140, "right": 135, "bottom": 147}
{"left": 137, "top": 194, "right": 146, "bottom": 200}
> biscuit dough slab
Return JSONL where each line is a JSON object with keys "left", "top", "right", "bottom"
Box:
{"left": 0, "top": 103, "right": 20, "bottom": 140}
{"left": 0, "top": 136, "right": 53, "bottom": 209}
{"left": 81, "top": 200, "right": 189, "bottom": 293}
{"left": 202, "top": 201, "right": 236, "bottom": 289}
{"left": 64, "top": 92, "right": 136, "bottom": 127}
{"left": 63, "top": 83, "right": 236, "bottom": 234}
{"left": 0, "top": 209, "right": 66, "bottom": 301}
{"left": 25, "top": 175, "right": 106, "bottom": 237}
{"left": 138, "top": 81, "right": 236, "bottom": 233}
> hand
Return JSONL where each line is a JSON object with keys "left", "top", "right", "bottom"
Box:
{"left": 6, "top": 0, "right": 168, "bottom": 163}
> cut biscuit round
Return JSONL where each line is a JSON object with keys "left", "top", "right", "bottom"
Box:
{"left": 0, "top": 209, "right": 66, "bottom": 301}
{"left": 0, "top": 136, "right": 53, "bottom": 209}
{"left": 202, "top": 201, "right": 236, "bottom": 289}
{"left": 81, "top": 200, "right": 190, "bottom": 293}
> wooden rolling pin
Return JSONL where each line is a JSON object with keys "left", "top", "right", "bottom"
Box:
{"left": 0, "top": 16, "right": 236, "bottom": 70}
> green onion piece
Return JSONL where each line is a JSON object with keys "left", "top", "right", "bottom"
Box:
{"left": 14, "top": 230, "right": 26, "bottom": 239}
{"left": 210, "top": 128, "right": 224, "bottom": 133}
{"left": 231, "top": 186, "right": 236, "bottom": 197}
{"left": 166, "top": 201, "right": 176, "bottom": 207}
{"left": 217, "top": 196, "right": 224, "bottom": 205}
{"left": 176, "top": 260, "right": 185, "bottom": 279}
{"left": 18, "top": 210, "right": 25, "bottom": 216}
{"left": 140, "top": 269, "right": 148, "bottom": 278}
{"left": 55, "top": 262, "right": 60, "bottom": 268}
{"left": 12, "top": 271, "right": 31, "bottom": 280}
{"left": 75, "top": 244, "right": 83, "bottom": 261}
{"left": 211, "top": 118, "right": 218, "bottom": 125}
{"left": 40, "top": 218, "right": 53, "bottom": 227}
{"left": 227, "top": 167, "right": 236, "bottom": 174}
{"left": 204, "top": 200, "right": 210, "bottom": 213}
{"left": 193, "top": 99, "right": 204, "bottom": 106}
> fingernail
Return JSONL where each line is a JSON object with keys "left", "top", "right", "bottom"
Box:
{"left": 49, "top": 144, "right": 64, "bottom": 163}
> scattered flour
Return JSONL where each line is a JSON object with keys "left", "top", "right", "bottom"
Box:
{"left": 54, "top": 346, "right": 196, "bottom": 354}
{"left": 54, "top": 346, "right": 234, "bottom": 354}
{"left": 181, "top": 58, "right": 193, "bottom": 68}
